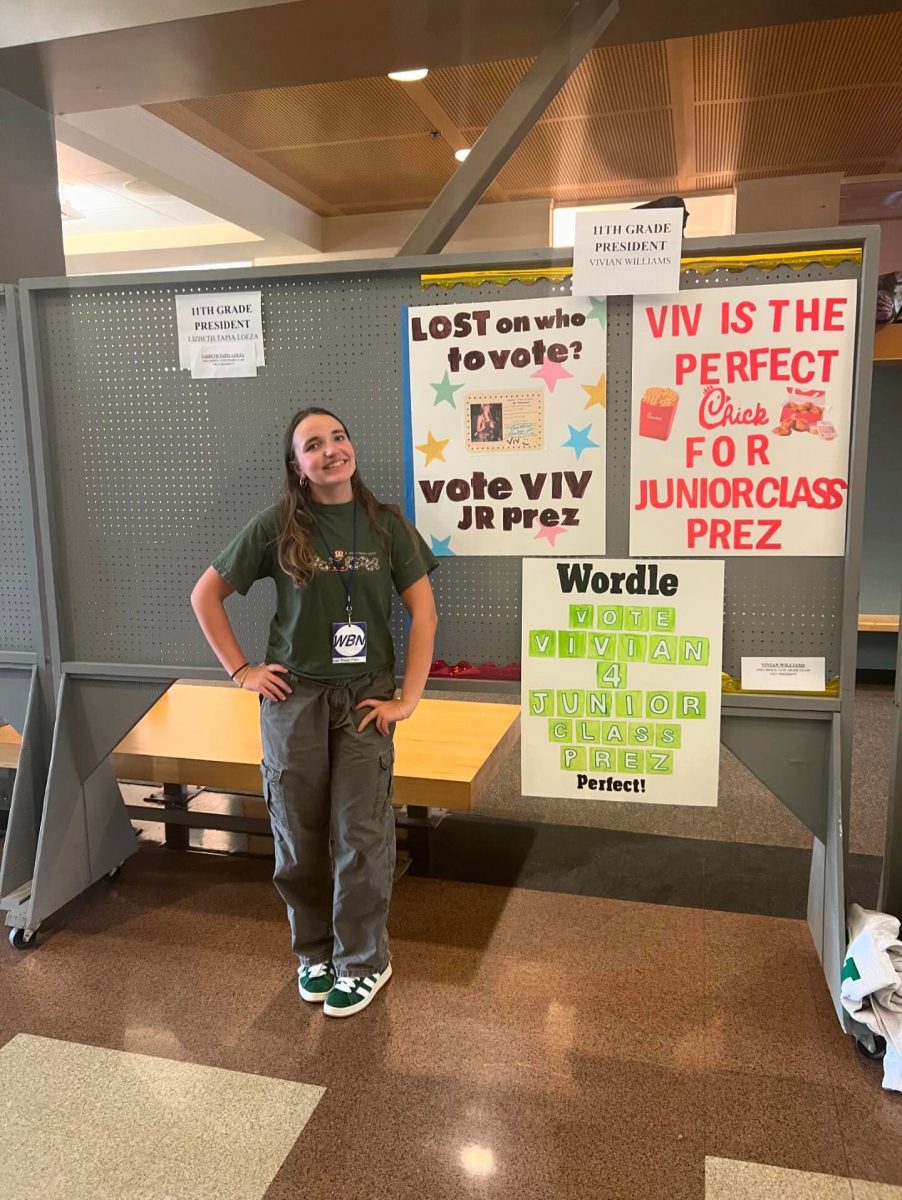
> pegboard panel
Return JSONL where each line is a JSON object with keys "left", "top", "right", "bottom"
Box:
{"left": 0, "top": 291, "right": 36, "bottom": 656}
{"left": 28, "top": 258, "right": 859, "bottom": 678}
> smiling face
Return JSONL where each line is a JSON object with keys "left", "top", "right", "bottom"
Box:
{"left": 292, "top": 412, "right": 357, "bottom": 504}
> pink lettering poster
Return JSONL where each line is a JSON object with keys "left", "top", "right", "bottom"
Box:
{"left": 629, "top": 279, "right": 858, "bottom": 556}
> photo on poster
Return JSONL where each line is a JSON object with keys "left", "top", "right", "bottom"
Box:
{"left": 464, "top": 390, "right": 544, "bottom": 453}
{"left": 629, "top": 279, "right": 858, "bottom": 556}
{"left": 521, "top": 558, "right": 725, "bottom": 807}
{"left": 403, "top": 295, "right": 607, "bottom": 556}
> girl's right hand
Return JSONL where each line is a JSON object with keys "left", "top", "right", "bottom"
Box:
{"left": 241, "top": 663, "right": 292, "bottom": 701}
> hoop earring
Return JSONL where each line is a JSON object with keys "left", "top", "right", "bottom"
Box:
{"left": 299, "top": 475, "right": 308, "bottom": 488}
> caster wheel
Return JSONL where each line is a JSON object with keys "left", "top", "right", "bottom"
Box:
{"left": 9, "top": 927, "right": 37, "bottom": 949}
{"left": 856, "top": 1034, "right": 887, "bottom": 1061}
{"left": 105, "top": 866, "right": 121, "bottom": 881}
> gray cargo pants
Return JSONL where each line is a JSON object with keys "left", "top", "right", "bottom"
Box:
{"left": 259, "top": 667, "right": 396, "bottom": 978}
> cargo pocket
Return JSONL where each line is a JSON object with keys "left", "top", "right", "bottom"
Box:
{"left": 372, "top": 746, "right": 395, "bottom": 819}
{"left": 260, "top": 761, "right": 285, "bottom": 830}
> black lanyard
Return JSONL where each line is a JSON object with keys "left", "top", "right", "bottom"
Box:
{"left": 316, "top": 502, "right": 357, "bottom": 622}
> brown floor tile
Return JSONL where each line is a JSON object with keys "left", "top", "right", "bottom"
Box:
{"left": 701, "top": 911, "right": 840, "bottom": 1086}
{"left": 705, "top": 1072, "right": 849, "bottom": 1179}
{"left": 265, "top": 1061, "right": 705, "bottom": 1200}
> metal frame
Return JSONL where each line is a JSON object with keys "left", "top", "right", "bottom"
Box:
{"left": 7, "top": 232, "right": 879, "bottom": 1039}
{"left": 878, "top": 587, "right": 902, "bottom": 920}
{"left": 0, "top": 286, "right": 56, "bottom": 926}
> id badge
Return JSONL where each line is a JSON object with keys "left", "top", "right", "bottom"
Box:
{"left": 332, "top": 621, "right": 367, "bottom": 665}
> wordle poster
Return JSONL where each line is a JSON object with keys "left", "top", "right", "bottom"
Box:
{"left": 521, "top": 558, "right": 725, "bottom": 806}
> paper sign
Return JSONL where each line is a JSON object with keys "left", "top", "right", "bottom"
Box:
{"left": 571, "top": 207, "right": 683, "bottom": 297}
{"left": 521, "top": 558, "right": 724, "bottom": 807}
{"left": 187, "top": 341, "right": 257, "bottom": 379}
{"left": 404, "top": 295, "right": 607, "bottom": 557}
{"left": 175, "top": 292, "right": 264, "bottom": 379}
{"left": 740, "top": 657, "right": 826, "bottom": 692}
{"left": 630, "top": 279, "right": 858, "bottom": 556}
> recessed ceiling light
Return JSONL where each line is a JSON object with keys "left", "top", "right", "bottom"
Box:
{"left": 388, "top": 68, "right": 428, "bottom": 82}
{"left": 455, "top": 148, "right": 471, "bottom": 162}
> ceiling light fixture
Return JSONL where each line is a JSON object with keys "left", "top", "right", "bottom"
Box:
{"left": 388, "top": 68, "right": 428, "bottom": 82}
{"left": 455, "top": 148, "right": 471, "bottom": 162}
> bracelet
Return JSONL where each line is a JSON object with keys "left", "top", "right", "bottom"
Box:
{"left": 229, "top": 661, "right": 250, "bottom": 680}
{"left": 236, "top": 665, "right": 252, "bottom": 689}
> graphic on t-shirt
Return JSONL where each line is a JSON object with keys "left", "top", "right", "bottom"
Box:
{"left": 313, "top": 552, "right": 380, "bottom": 574}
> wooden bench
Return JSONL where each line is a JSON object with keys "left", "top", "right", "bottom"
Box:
{"left": 1, "top": 686, "right": 520, "bottom": 868}
{"left": 858, "top": 614, "right": 900, "bottom": 633}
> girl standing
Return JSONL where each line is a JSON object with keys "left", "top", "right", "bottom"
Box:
{"left": 191, "top": 407, "right": 438, "bottom": 1017}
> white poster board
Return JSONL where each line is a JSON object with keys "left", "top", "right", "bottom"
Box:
{"left": 521, "top": 558, "right": 724, "bottom": 807}
{"left": 571, "top": 207, "right": 683, "bottom": 297}
{"left": 175, "top": 292, "right": 265, "bottom": 379}
{"left": 404, "top": 296, "right": 607, "bottom": 556}
{"left": 630, "top": 279, "right": 858, "bottom": 556}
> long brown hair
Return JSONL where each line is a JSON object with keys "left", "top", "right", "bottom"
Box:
{"left": 277, "top": 407, "right": 398, "bottom": 588}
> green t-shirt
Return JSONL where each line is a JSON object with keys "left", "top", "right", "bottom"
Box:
{"left": 212, "top": 501, "right": 438, "bottom": 681}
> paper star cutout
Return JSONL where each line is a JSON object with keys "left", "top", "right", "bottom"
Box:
{"left": 415, "top": 431, "right": 450, "bottom": 466}
{"left": 430, "top": 535, "right": 455, "bottom": 556}
{"left": 562, "top": 423, "right": 599, "bottom": 460}
{"left": 431, "top": 371, "right": 464, "bottom": 408}
{"left": 530, "top": 355, "right": 574, "bottom": 393}
{"left": 534, "top": 522, "right": 570, "bottom": 548}
{"left": 586, "top": 297, "right": 607, "bottom": 327}
{"left": 581, "top": 372, "right": 607, "bottom": 410}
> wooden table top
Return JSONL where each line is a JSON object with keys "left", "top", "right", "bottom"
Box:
{"left": 1, "top": 684, "right": 517, "bottom": 812}
{"left": 0, "top": 724, "right": 20, "bottom": 771}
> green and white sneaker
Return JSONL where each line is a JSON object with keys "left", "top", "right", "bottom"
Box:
{"left": 323, "top": 963, "right": 393, "bottom": 1018}
{"left": 298, "top": 960, "right": 336, "bottom": 1003}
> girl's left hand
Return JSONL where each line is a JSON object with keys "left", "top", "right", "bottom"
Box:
{"left": 356, "top": 698, "right": 410, "bottom": 735}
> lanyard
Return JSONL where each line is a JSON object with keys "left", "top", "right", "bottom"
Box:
{"left": 316, "top": 502, "right": 357, "bottom": 622}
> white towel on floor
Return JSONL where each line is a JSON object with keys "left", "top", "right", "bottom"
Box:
{"left": 841, "top": 902, "right": 902, "bottom": 1092}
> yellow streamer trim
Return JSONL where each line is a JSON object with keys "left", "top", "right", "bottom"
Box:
{"left": 420, "top": 247, "right": 862, "bottom": 290}
{"left": 721, "top": 672, "right": 840, "bottom": 698}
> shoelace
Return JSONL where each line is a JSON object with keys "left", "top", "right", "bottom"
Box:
{"left": 335, "top": 975, "right": 376, "bottom": 994}
{"left": 306, "top": 962, "right": 332, "bottom": 979}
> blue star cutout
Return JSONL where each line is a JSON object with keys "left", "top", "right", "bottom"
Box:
{"left": 586, "top": 297, "right": 607, "bottom": 327}
{"left": 430, "top": 371, "right": 464, "bottom": 408}
{"left": 431, "top": 535, "right": 455, "bottom": 556}
{"left": 562, "top": 423, "right": 599, "bottom": 460}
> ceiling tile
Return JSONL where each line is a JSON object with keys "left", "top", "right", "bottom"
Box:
{"left": 258, "top": 133, "right": 456, "bottom": 209}
{"left": 697, "top": 88, "right": 902, "bottom": 176}
{"left": 174, "top": 77, "right": 433, "bottom": 150}
{"left": 694, "top": 12, "right": 902, "bottom": 102}
{"left": 493, "top": 110, "right": 677, "bottom": 194}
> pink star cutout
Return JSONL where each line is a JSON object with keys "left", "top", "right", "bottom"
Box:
{"left": 534, "top": 522, "right": 570, "bottom": 548}
{"left": 530, "top": 355, "right": 573, "bottom": 393}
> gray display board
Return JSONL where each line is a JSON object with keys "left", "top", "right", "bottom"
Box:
{"left": 8, "top": 236, "right": 882, "bottom": 1047}
{"left": 24, "top": 257, "right": 858, "bottom": 679}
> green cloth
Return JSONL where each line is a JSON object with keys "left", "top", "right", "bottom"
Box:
{"left": 212, "top": 500, "right": 437, "bottom": 681}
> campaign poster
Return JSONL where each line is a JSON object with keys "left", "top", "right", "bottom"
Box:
{"left": 403, "top": 295, "right": 607, "bottom": 556}
{"left": 630, "top": 279, "right": 858, "bottom": 556}
{"left": 521, "top": 558, "right": 724, "bottom": 807}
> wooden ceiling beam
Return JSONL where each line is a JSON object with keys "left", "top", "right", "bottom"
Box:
{"left": 664, "top": 37, "right": 697, "bottom": 193}
{"left": 401, "top": 80, "right": 510, "bottom": 202}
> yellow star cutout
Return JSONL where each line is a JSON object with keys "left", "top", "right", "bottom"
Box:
{"left": 582, "top": 372, "right": 607, "bottom": 410}
{"left": 416, "top": 430, "right": 450, "bottom": 466}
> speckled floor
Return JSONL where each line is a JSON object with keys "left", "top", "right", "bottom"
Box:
{"left": 1, "top": 845, "right": 900, "bottom": 1199}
